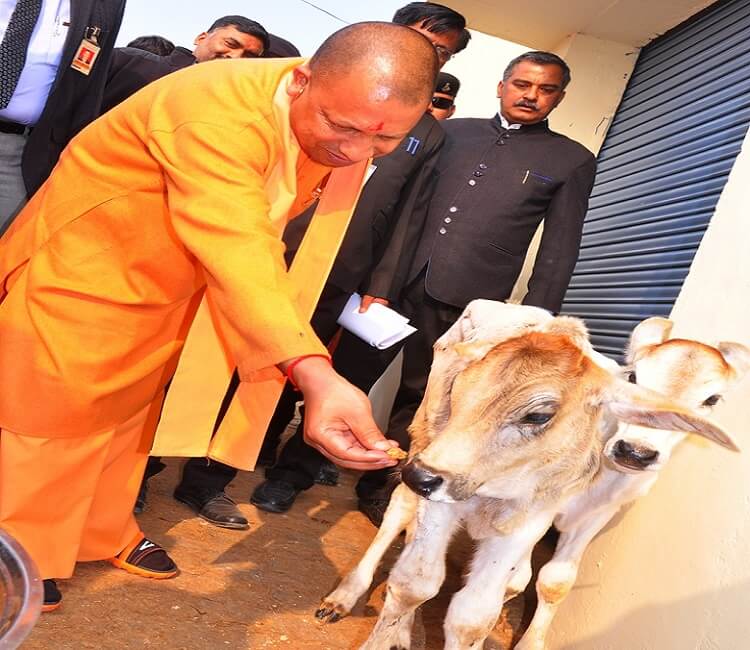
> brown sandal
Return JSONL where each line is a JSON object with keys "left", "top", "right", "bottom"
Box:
{"left": 109, "top": 536, "right": 178, "bottom": 579}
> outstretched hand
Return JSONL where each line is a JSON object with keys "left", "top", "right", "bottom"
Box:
{"left": 287, "top": 356, "right": 401, "bottom": 470}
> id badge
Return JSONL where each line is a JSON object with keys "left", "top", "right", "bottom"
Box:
{"left": 71, "top": 39, "right": 100, "bottom": 75}
{"left": 71, "top": 27, "right": 102, "bottom": 76}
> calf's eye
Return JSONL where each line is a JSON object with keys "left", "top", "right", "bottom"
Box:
{"left": 627, "top": 371, "right": 637, "bottom": 384}
{"left": 703, "top": 394, "right": 721, "bottom": 407}
{"left": 521, "top": 412, "right": 553, "bottom": 425}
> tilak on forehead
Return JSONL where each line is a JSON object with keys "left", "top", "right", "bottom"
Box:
{"left": 367, "top": 121, "right": 385, "bottom": 132}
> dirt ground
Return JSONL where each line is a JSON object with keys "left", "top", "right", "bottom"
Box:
{"left": 23, "top": 460, "right": 544, "bottom": 650}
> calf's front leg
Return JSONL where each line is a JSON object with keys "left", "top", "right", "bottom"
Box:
{"left": 317, "top": 483, "right": 419, "bottom": 622}
{"left": 443, "top": 511, "right": 554, "bottom": 650}
{"left": 503, "top": 548, "right": 533, "bottom": 604}
{"left": 515, "top": 507, "right": 617, "bottom": 650}
{"left": 361, "top": 499, "right": 461, "bottom": 650}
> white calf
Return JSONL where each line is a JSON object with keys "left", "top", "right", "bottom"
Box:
{"left": 316, "top": 302, "right": 737, "bottom": 650}
{"left": 514, "top": 317, "right": 749, "bottom": 649}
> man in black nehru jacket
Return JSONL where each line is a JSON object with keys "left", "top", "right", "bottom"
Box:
{"left": 353, "top": 50, "right": 597, "bottom": 525}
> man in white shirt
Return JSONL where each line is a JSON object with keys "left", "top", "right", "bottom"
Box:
{"left": 0, "top": 0, "right": 125, "bottom": 231}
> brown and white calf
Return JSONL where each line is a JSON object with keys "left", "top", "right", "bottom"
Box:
{"left": 315, "top": 301, "right": 739, "bottom": 650}
{"left": 513, "top": 316, "right": 750, "bottom": 650}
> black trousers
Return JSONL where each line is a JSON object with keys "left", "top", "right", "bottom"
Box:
{"left": 356, "top": 273, "right": 463, "bottom": 500}
{"left": 269, "top": 270, "right": 462, "bottom": 498}
{"left": 174, "top": 284, "right": 353, "bottom": 494}
{"left": 266, "top": 327, "right": 395, "bottom": 489}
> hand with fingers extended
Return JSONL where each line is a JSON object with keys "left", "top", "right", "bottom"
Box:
{"left": 281, "top": 355, "right": 402, "bottom": 470}
{"left": 359, "top": 294, "right": 389, "bottom": 313}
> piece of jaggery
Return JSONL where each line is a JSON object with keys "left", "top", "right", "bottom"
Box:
{"left": 386, "top": 447, "right": 408, "bottom": 460}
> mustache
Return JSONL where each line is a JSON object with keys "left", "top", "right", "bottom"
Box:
{"left": 514, "top": 99, "right": 538, "bottom": 110}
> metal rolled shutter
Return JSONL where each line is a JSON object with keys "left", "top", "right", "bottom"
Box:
{"left": 560, "top": 0, "right": 750, "bottom": 360}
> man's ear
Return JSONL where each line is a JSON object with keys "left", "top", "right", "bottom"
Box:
{"left": 603, "top": 377, "right": 739, "bottom": 452}
{"left": 448, "top": 105, "right": 456, "bottom": 118}
{"left": 288, "top": 64, "right": 311, "bottom": 99}
{"left": 496, "top": 80, "right": 504, "bottom": 98}
{"left": 193, "top": 32, "right": 208, "bottom": 47}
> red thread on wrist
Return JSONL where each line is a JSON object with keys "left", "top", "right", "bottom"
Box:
{"left": 285, "top": 354, "right": 332, "bottom": 391}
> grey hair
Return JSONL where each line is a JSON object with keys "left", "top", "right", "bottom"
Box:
{"left": 503, "top": 51, "right": 571, "bottom": 89}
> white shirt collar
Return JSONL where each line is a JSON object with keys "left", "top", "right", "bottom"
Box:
{"left": 497, "top": 112, "right": 522, "bottom": 130}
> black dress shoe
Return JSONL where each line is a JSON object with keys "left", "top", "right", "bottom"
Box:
{"left": 313, "top": 459, "right": 340, "bottom": 486}
{"left": 357, "top": 497, "right": 390, "bottom": 528}
{"left": 43, "top": 579, "right": 62, "bottom": 612}
{"left": 173, "top": 488, "right": 249, "bottom": 530}
{"left": 256, "top": 450, "right": 277, "bottom": 468}
{"left": 250, "top": 479, "right": 301, "bottom": 513}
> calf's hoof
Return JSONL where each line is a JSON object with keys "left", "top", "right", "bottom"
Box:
{"left": 315, "top": 600, "right": 349, "bottom": 624}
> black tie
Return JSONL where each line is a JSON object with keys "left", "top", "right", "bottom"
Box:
{"left": 0, "top": 0, "right": 44, "bottom": 110}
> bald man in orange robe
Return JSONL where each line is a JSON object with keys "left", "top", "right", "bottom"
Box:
{"left": 0, "top": 22, "right": 439, "bottom": 612}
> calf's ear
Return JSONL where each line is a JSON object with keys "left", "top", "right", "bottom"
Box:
{"left": 627, "top": 318, "right": 673, "bottom": 363}
{"left": 435, "top": 299, "right": 553, "bottom": 353}
{"left": 603, "top": 379, "right": 739, "bottom": 452}
{"left": 717, "top": 342, "right": 750, "bottom": 381}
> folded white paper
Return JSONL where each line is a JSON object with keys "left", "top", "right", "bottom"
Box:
{"left": 337, "top": 293, "right": 417, "bottom": 349}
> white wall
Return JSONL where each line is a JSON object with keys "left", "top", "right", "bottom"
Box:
{"left": 548, "top": 33, "right": 638, "bottom": 155}
{"left": 546, "top": 117, "right": 750, "bottom": 650}
{"left": 441, "top": 28, "right": 530, "bottom": 119}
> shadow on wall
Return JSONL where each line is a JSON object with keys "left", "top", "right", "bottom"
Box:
{"left": 555, "top": 579, "right": 750, "bottom": 650}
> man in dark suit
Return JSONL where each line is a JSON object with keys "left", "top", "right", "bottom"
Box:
{"left": 0, "top": 0, "right": 125, "bottom": 231}
{"left": 354, "top": 50, "right": 598, "bottom": 525}
{"left": 168, "top": 2, "right": 471, "bottom": 522}
{"left": 101, "top": 15, "right": 270, "bottom": 113}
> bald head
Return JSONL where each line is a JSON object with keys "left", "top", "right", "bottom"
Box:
{"left": 288, "top": 22, "right": 440, "bottom": 167}
{"left": 310, "top": 22, "right": 439, "bottom": 107}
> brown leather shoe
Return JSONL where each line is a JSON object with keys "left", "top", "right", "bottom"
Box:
{"left": 174, "top": 488, "right": 249, "bottom": 530}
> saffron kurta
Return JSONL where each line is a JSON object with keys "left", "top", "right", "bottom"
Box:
{"left": 0, "top": 57, "right": 365, "bottom": 577}
{"left": 0, "top": 57, "right": 332, "bottom": 438}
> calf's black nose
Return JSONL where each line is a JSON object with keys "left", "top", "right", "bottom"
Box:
{"left": 613, "top": 439, "right": 659, "bottom": 468}
{"left": 402, "top": 462, "right": 444, "bottom": 498}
